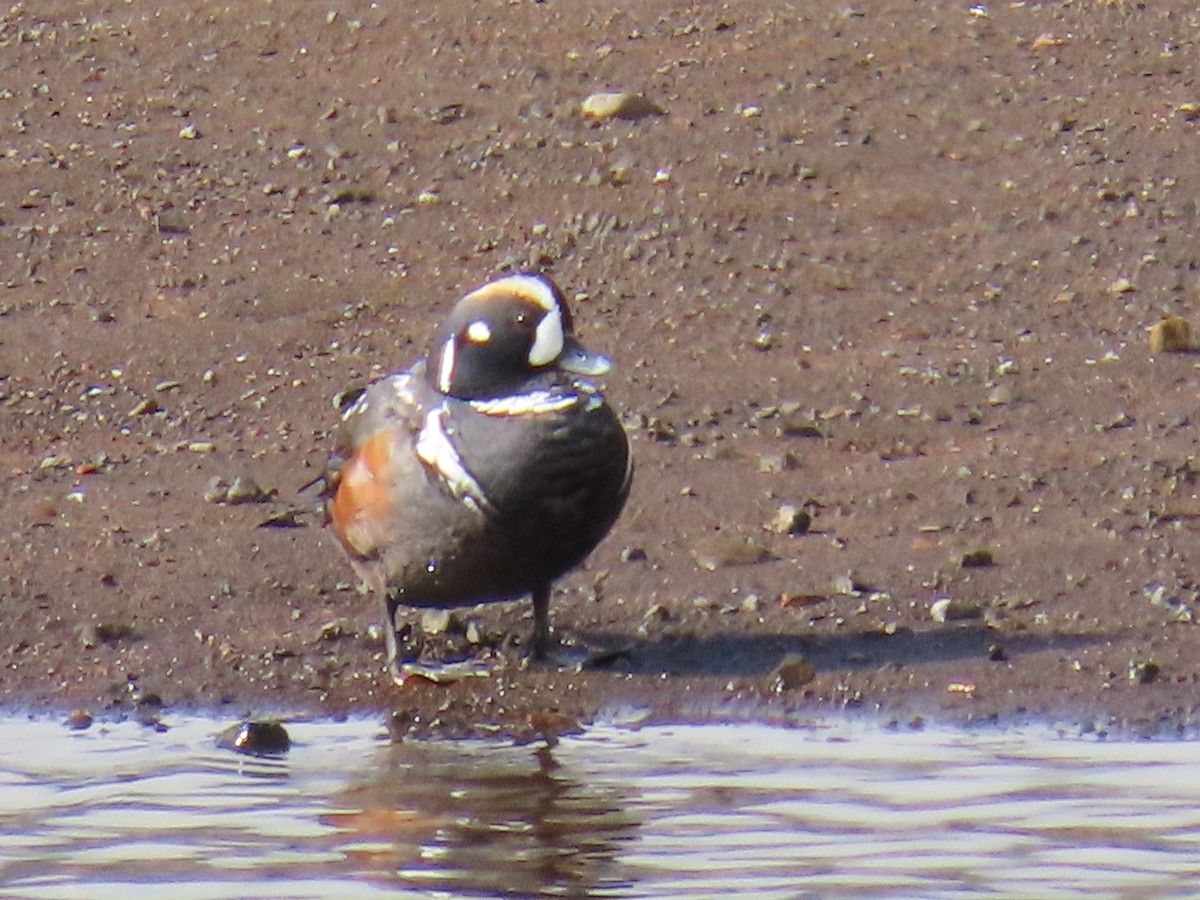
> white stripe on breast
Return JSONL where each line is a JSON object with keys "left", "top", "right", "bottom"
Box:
{"left": 415, "top": 405, "right": 493, "bottom": 515}
{"left": 468, "top": 391, "right": 579, "bottom": 417}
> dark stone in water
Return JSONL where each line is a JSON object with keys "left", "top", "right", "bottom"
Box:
{"left": 217, "top": 720, "right": 291, "bottom": 757}
{"left": 65, "top": 709, "right": 93, "bottom": 731}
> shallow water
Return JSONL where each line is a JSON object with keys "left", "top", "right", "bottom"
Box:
{"left": 0, "top": 715, "right": 1198, "bottom": 899}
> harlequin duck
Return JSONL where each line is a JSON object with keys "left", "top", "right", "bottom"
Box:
{"left": 323, "top": 273, "right": 632, "bottom": 684}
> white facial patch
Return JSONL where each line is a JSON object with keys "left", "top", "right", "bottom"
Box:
{"left": 415, "top": 406, "right": 493, "bottom": 515}
{"left": 436, "top": 337, "right": 456, "bottom": 393}
{"left": 466, "top": 319, "right": 492, "bottom": 343}
{"left": 528, "top": 303, "right": 564, "bottom": 367}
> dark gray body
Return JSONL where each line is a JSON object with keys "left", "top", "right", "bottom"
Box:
{"left": 331, "top": 360, "right": 632, "bottom": 609}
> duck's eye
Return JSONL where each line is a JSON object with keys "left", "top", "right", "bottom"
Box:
{"left": 466, "top": 320, "right": 492, "bottom": 343}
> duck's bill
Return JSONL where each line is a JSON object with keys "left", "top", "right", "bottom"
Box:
{"left": 559, "top": 338, "right": 612, "bottom": 376}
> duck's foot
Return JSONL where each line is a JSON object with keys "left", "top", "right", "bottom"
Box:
{"left": 393, "top": 657, "right": 493, "bottom": 685}
{"left": 521, "top": 639, "right": 591, "bottom": 671}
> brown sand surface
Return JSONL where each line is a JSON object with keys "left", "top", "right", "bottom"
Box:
{"left": 4, "top": 1, "right": 1200, "bottom": 737}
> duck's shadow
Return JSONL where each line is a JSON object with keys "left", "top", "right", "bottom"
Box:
{"left": 578, "top": 625, "right": 1101, "bottom": 678}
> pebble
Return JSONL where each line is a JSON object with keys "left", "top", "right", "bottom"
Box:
{"left": 779, "top": 591, "right": 827, "bottom": 609}
{"left": 581, "top": 91, "right": 665, "bottom": 121}
{"left": 421, "top": 608, "right": 456, "bottom": 636}
{"left": 1128, "top": 659, "right": 1160, "bottom": 685}
{"left": 128, "top": 397, "right": 159, "bottom": 417}
{"left": 643, "top": 603, "right": 670, "bottom": 622}
{"left": 65, "top": 710, "right": 93, "bottom": 731}
{"left": 216, "top": 720, "right": 291, "bottom": 757}
{"left": 204, "top": 475, "right": 269, "bottom": 505}
{"left": 258, "top": 509, "right": 301, "bottom": 529}
{"left": 930, "top": 597, "right": 984, "bottom": 623}
{"left": 691, "top": 535, "right": 776, "bottom": 571}
{"left": 77, "top": 620, "right": 136, "bottom": 648}
{"left": 960, "top": 548, "right": 995, "bottom": 568}
{"left": 771, "top": 654, "right": 816, "bottom": 692}
{"left": 767, "top": 504, "right": 811, "bottom": 535}
{"left": 1149, "top": 316, "right": 1192, "bottom": 354}
{"left": 1144, "top": 582, "right": 1194, "bottom": 623}
{"left": 757, "top": 450, "right": 801, "bottom": 473}
{"left": 986, "top": 385, "right": 1011, "bottom": 407}
{"left": 316, "top": 618, "right": 355, "bottom": 641}
{"left": 775, "top": 410, "right": 822, "bottom": 438}
{"left": 832, "top": 574, "right": 858, "bottom": 595}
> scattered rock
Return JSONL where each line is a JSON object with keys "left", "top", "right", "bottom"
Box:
{"left": 65, "top": 710, "right": 93, "bottom": 731}
{"left": 1144, "top": 582, "right": 1194, "bottom": 623}
{"left": 204, "top": 475, "right": 270, "bottom": 505}
{"left": 258, "top": 509, "right": 302, "bottom": 528}
{"left": 960, "top": 548, "right": 995, "bottom": 568}
{"left": 930, "top": 597, "right": 984, "bottom": 623}
{"left": 691, "top": 535, "right": 776, "bottom": 570}
{"left": 581, "top": 91, "right": 665, "bottom": 121}
{"left": 757, "top": 450, "right": 801, "bottom": 473}
{"left": 420, "top": 608, "right": 457, "bottom": 636}
{"left": 771, "top": 654, "right": 816, "bottom": 692}
{"left": 1128, "top": 659, "right": 1160, "bottom": 685}
{"left": 766, "top": 503, "right": 811, "bottom": 535}
{"left": 433, "top": 103, "right": 467, "bottom": 124}
{"left": 986, "top": 385, "right": 1012, "bottom": 407}
{"left": 832, "top": 573, "right": 878, "bottom": 596}
{"left": 643, "top": 603, "right": 671, "bottom": 623}
{"left": 1149, "top": 316, "right": 1192, "bottom": 354}
{"left": 216, "top": 720, "right": 291, "bottom": 757}
{"left": 775, "top": 410, "right": 822, "bottom": 438}
{"left": 227, "top": 475, "right": 268, "bottom": 505}
{"left": 77, "top": 621, "right": 136, "bottom": 648}
{"left": 127, "top": 397, "right": 159, "bottom": 417}
{"left": 316, "top": 618, "right": 355, "bottom": 642}
{"left": 779, "top": 591, "right": 827, "bottom": 609}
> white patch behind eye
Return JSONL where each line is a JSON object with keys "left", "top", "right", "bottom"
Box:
{"left": 437, "top": 337, "right": 456, "bottom": 393}
{"left": 528, "top": 304, "right": 564, "bottom": 367}
{"left": 466, "top": 320, "right": 492, "bottom": 343}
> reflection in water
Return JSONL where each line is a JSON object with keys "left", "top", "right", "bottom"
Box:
{"left": 2, "top": 715, "right": 1200, "bottom": 897}
{"left": 325, "top": 739, "right": 639, "bottom": 897}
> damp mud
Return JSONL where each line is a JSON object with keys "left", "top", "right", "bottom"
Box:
{"left": 4, "top": 1, "right": 1200, "bottom": 736}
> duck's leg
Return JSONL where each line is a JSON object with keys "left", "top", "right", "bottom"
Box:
{"left": 380, "top": 593, "right": 491, "bottom": 686}
{"left": 379, "top": 591, "right": 407, "bottom": 686}
{"left": 528, "top": 584, "right": 604, "bottom": 669}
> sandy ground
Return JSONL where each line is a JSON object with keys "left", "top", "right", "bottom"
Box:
{"left": 5, "top": 0, "right": 1200, "bottom": 737}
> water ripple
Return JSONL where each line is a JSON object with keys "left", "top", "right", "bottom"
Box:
{"left": 0, "top": 716, "right": 1199, "bottom": 898}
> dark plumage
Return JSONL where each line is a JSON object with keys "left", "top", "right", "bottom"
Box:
{"left": 322, "top": 273, "right": 632, "bottom": 683}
